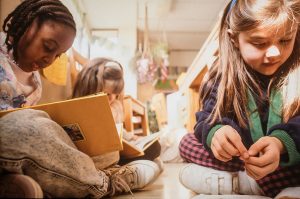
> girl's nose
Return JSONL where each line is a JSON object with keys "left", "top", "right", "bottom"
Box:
{"left": 266, "top": 45, "right": 280, "bottom": 58}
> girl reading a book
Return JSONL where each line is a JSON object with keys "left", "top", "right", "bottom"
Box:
{"left": 0, "top": 0, "right": 160, "bottom": 198}
{"left": 72, "top": 58, "right": 125, "bottom": 124}
{"left": 72, "top": 57, "right": 163, "bottom": 167}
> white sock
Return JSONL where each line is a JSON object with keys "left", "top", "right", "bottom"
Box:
{"left": 238, "top": 171, "right": 263, "bottom": 195}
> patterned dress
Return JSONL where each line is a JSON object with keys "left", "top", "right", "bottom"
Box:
{"left": 0, "top": 32, "right": 42, "bottom": 110}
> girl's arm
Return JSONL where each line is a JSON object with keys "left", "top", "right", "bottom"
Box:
{"left": 267, "top": 115, "right": 300, "bottom": 166}
{"left": 69, "top": 48, "right": 90, "bottom": 87}
{"left": 71, "top": 48, "right": 89, "bottom": 66}
{"left": 110, "top": 99, "right": 124, "bottom": 124}
{"left": 194, "top": 82, "right": 247, "bottom": 156}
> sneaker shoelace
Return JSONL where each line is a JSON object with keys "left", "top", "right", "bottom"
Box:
{"left": 108, "top": 165, "right": 138, "bottom": 197}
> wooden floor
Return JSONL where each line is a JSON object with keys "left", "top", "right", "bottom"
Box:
{"left": 112, "top": 163, "right": 196, "bottom": 199}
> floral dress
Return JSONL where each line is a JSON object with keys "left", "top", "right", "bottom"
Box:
{"left": 0, "top": 32, "right": 42, "bottom": 110}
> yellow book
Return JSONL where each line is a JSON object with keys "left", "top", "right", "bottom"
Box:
{"left": 0, "top": 93, "right": 123, "bottom": 157}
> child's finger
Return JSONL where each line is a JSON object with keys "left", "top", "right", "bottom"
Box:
{"left": 221, "top": 141, "right": 240, "bottom": 156}
{"left": 214, "top": 133, "right": 240, "bottom": 156}
{"left": 245, "top": 162, "right": 275, "bottom": 180}
{"left": 245, "top": 166, "right": 258, "bottom": 180}
{"left": 212, "top": 140, "right": 232, "bottom": 159}
{"left": 246, "top": 152, "right": 273, "bottom": 167}
{"left": 226, "top": 130, "right": 249, "bottom": 159}
{"left": 248, "top": 138, "right": 268, "bottom": 157}
{"left": 211, "top": 143, "right": 232, "bottom": 162}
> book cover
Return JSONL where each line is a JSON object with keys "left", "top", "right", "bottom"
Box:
{"left": 0, "top": 93, "right": 123, "bottom": 157}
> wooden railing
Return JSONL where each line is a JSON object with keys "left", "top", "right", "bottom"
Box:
{"left": 176, "top": 16, "right": 221, "bottom": 132}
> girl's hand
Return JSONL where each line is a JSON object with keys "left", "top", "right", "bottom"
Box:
{"left": 211, "top": 125, "right": 249, "bottom": 162}
{"left": 110, "top": 100, "right": 124, "bottom": 123}
{"left": 244, "top": 137, "right": 284, "bottom": 180}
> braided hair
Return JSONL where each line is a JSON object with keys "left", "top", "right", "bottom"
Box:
{"left": 2, "top": 0, "right": 76, "bottom": 60}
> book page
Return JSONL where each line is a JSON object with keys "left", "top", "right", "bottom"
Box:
{"left": 132, "top": 132, "right": 160, "bottom": 150}
{"left": 115, "top": 123, "right": 123, "bottom": 138}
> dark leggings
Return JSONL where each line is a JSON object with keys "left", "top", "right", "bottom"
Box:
{"left": 119, "top": 140, "right": 161, "bottom": 165}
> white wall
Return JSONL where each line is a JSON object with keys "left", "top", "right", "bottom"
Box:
{"left": 169, "top": 50, "right": 198, "bottom": 67}
{"left": 0, "top": 0, "right": 21, "bottom": 31}
{"left": 78, "top": 0, "right": 137, "bottom": 98}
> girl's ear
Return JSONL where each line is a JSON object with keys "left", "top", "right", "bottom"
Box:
{"left": 227, "top": 29, "right": 239, "bottom": 48}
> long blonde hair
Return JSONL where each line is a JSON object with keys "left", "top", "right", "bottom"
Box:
{"left": 200, "top": 0, "right": 300, "bottom": 127}
{"left": 72, "top": 58, "right": 124, "bottom": 99}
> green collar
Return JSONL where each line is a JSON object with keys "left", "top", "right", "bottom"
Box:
{"left": 247, "top": 89, "right": 282, "bottom": 142}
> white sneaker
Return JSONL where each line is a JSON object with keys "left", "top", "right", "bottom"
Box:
{"left": 191, "top": 194, "right": 271, "bottom": 199}
{"left": 238, "top": 171, "right": 263, "bottom": 195}
{"left": 179, "top": 163, "right": 239, "bottom": 195}
{"left": 154, "top": 157, "right": 164, "bottom": 172}
{"left": 126, "top": 160, "right": 160, "bottom": 189}
{"left": 274, "top": 187, "right": 300, "bottom": 199}
{"left": 108, "top": 160, "right": 160, "bottom": 196}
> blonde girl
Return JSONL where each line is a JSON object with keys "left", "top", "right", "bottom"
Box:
{"left": 179, "top": 0, "right": 300, "bottom": 198}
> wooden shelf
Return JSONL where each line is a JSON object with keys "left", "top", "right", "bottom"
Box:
{"left": 123, "top": 95, "right": 149, "bottom": 136}
{"left": 178, "top": 20, "right": 219, "bottom": 92}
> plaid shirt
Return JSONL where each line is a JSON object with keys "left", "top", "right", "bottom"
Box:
{"left": 0, "top": 32, "right": 42, "bottom": 110}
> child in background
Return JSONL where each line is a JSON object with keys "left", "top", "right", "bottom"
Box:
{"left": 179, "top": 0, "right": 300, "bottom": 198}
{"left": 72, "top": 58, "right": 126, "bottom": 124}
{"left": 72, "top": 57, "right": 133, "bottom": 169}
{"left": 0, "top": 0, "right": 159, "bottom": 198}
{"left": 71, "top": 50, "right": 138, "bottom": 139}
{"left": 72, "top": 58, "right": 163, "bottom": 167}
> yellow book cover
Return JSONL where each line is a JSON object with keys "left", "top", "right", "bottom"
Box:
{"left": 0, "top": 93, "right": 123, "bottom": 157}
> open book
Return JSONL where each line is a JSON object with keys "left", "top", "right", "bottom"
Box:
{"left": 120, "top": 132, "right": 161, "bottom": 159}
{"left": 0, "top": 93, "right": 122, "bottom": 157}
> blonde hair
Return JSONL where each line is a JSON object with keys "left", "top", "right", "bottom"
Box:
{"left": 200, "top": 0, "right": 300, "bottom": 127}
{"left": 282, "top": 66, "right": 300, "bottom": 121}
{"left": 72, "top": 58, "right": 124, "bottom": 99}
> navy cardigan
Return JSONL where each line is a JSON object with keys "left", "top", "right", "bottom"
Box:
{"left": 194, "top": 73, "right": 300, "bottom": 166}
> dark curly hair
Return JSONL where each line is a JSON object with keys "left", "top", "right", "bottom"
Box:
{"left": 2, "top": 0, "right": 76, "bottom": 60}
